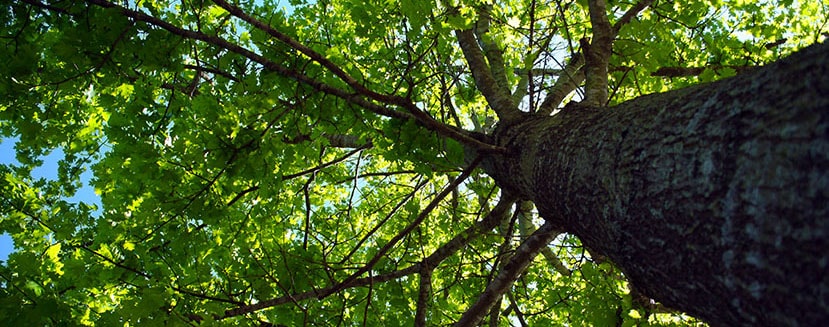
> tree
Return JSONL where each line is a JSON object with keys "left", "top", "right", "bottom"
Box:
{"left": 0, "top": 0, "right": 826, "bottom": 326}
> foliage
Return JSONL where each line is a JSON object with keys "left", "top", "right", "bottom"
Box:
{"left": 0, "top": 0, "right": 824, "bottom": 325}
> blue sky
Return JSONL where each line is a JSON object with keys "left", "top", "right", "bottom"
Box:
{"left": 0, "top": 137, "right": 101, "bottom": 263}
{"left": 0, "top": 138, "right": 20, "bottom": 262}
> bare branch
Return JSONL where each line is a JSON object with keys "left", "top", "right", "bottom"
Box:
{"left": 455, "top": 219, "right": 560, "bottom": 327}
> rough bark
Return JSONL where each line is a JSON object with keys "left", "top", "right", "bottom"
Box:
{"left": 484, "top": 42, "right": 829, "bottom": 326}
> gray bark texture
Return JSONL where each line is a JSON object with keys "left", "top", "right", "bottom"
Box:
{"left": 484, "top": 42, "right": 829, "bottom": 326}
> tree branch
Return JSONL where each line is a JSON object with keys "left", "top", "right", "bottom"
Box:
{"left": 538, "top": 0, "right": 653, "bottom": 113}
{"left": 211, "top": 0, "right": 505, "bottom": 154}
{"left": 474, "top": 5, "right": 510, "bottom": 92}
{"left": 182, "top": 63, "right": 241, "bottom": 82}
{"left": 221, "top": 263, "right": 419, "bottom": 319}
{"left": 222, "top": 192, "right": 517, "bottom": 319}
{"left": 282, "top": 133, "right": 372, "bottom": 148}
{"left": 75, "top": 0, "right": 409, "bottom": 120}
{"left": 583, "top": 0, "right": 613, "bottom": 106}
{"left": 514, "top": 68, "right": 564, "bottom": 77}
{"left": 319, "top": 156, "right": 484, "bottom": 298}
{"left": 511, "top": 4, "right": 559, "bottom": 107}
{"left": 455, "top": 219, "right": 559, "bottom": 327}
{"left": 612, "top": 0, "right": 655, "bottom": 35}
{"left": 516, "top": 201, "right": 570, "bottom": 276}
{"left": 226, "top": 142, "right": 372, "bottom": 206}
{"left": 212, "top": 0, "right": 372, "bottom": 100}
{"left": 537, "top": 54, "right": 585, "bottom": 115}
{"left": 415, "top": 265, "right": 432, "bottom": 327}
{"left": 66, "top": 0, "right": 503, "bottom": 154}
{"left": 455, "top": 29, "right": 520, "bottom": 123}
{"left": 335, "top": 180, "right": 428, "bottom": 265}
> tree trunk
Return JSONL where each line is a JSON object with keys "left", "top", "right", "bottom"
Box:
{"left": 484, "top": 42, "right": 829, "bottom": 326}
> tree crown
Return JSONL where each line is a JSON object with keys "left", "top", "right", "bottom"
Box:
{"left": 1, "top": 0, "right": 824, "bottom": 325}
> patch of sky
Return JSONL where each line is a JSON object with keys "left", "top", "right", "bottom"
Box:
{"left": 0, "top": 137, "right": 102, "bottom": 262}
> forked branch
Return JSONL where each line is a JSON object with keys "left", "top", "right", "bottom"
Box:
{"left": 538, "top": 0, "right": 654, "bottom": 112}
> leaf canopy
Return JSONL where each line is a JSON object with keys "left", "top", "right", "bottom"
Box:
{"left": 1, "top": 0, "right": 824, "bottom": 325}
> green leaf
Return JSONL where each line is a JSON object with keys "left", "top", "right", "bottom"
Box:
{"left": 25, "top": 280, "right": 43, "bottom": 296}
{"left": 400, "top": 0, "right": 433, "bottom": 30}
{"left": 445, "top": 8, "right": 475, "bottom": 30}
{"left": 0, "top": 0, "right": 810, "bottom": 325}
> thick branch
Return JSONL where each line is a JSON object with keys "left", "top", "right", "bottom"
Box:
{"left": 474, "top": 5, "right": 510, "bottom": 92}
{"left": 455, "top": 29, "right": 520, "bottom": 122}
{"left": 455, "top": 219, "right": 559, "bottom": 327}
{"left": 538, "top": 0, "right": 652, "bottom": 113}
{"left": 537, "top": 54, "right": 585, "bottom": 114}
{"left": 415, "top": 266, "right": 432, "bottom": 327}
{"left": 517, "top": 201, "right": 570, "bottom": 276}
{"left": 583, "top": 0, "right": 613, "bottom": 106}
